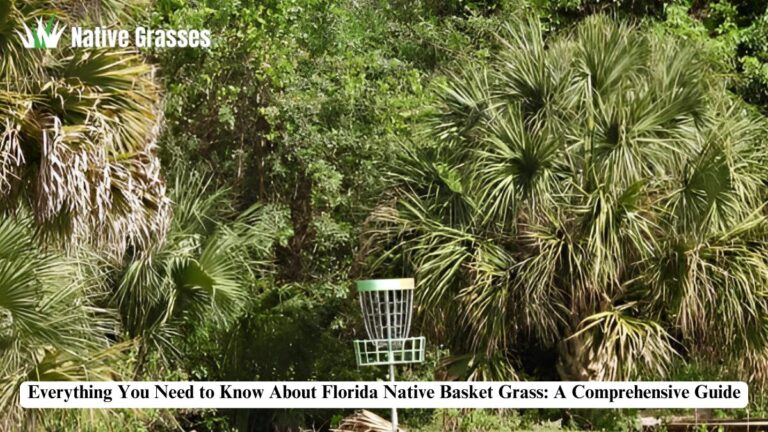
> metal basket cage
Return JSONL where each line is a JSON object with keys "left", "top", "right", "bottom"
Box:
{"left": 357, "top": 278, "right": 414, "bottom": 341}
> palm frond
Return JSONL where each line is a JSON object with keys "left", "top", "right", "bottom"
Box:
{"left": 573, "top": 306, "right": 677, "bottom": 381}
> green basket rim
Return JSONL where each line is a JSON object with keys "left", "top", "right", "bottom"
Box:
{"left": 356, "top": 278, "right": 414, "bottom": 292}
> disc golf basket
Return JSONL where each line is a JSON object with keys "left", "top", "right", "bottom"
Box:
{"left": 353, "top": 278, "right": 425, "bottom": 432}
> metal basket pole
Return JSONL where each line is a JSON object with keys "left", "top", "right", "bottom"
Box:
{"left": 354, "top": 278, "right": 425, "bottom": 432}
{"left": 384, "top": 288, "right": 398, "bottom": 432}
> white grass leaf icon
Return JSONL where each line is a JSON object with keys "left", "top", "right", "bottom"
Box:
{"left": 15, "top": 17, "right": 66, "bottom": 49}
{"left": 15, "top": 21, "right": 36, "bottom": 48}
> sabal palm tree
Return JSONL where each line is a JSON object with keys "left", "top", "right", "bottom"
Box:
{"left": 367, "top": 16, "right": 768, "bottom": 381}
{"left": 0, "top": 0, "right": 169, "bottom": 257}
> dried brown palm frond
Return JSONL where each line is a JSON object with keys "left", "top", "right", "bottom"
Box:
{"left": 332, "top": 410, "right": 405, "bottom": 432}
{"left": 0, "top": 2, "right": 170, "bottom": 258}
{"left": 53, "top": 0, "right": 149, "bottom": 23}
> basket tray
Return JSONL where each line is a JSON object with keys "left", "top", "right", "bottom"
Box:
{"left": 353, "top": 336, "right": 425, "bottom": 366}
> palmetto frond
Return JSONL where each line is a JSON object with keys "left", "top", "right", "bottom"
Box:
{"left": 367, "top": 15, "right": 768, "bottom": 381}
{"left": 573, "top": 305, "right": 677, "bottom": 381}
{"left": 109, "top": 171, "right": 277, "bottom": 375}
{"left": 0, "top": 215, "right": 120, "bottom": 428}
{"left": 432, "top": 68, "right": 493, "bottom": 153}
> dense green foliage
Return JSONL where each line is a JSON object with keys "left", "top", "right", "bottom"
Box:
{"left": 0, "top": 0, "right": 767, "bottom": 431}
{"left": 143, "top": 0, "right": 445, "bottom": 429}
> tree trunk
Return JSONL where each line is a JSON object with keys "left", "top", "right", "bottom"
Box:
{"left": 557, "top": 333, "right": 592, "bottom": 381}
{"left": 276, "top": 170, "right": 314, "bottom": 282}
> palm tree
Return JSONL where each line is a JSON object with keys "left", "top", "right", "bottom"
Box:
{"left": 0, "top": 0, "right": 169, "bottom": 257}
{"left": 366, "top": 16, "right": 768, "bottom": 381}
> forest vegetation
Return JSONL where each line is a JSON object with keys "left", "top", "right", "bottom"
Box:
{"left": 1, "top": 0, "right": 767, "bottom": 430}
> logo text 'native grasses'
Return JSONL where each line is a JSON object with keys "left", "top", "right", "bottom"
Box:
{"left": 17, "top": 17, "right": 211, "bottom": 49}
{"left": 72, "top": 27, "right": 210, "bottom": 48}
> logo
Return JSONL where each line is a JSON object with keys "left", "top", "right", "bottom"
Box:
{"left": 16, "top": 16, "right": 210, "bottom": 50}
{"left": 17, "top": 17, "right": 67, "bottom": 49}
